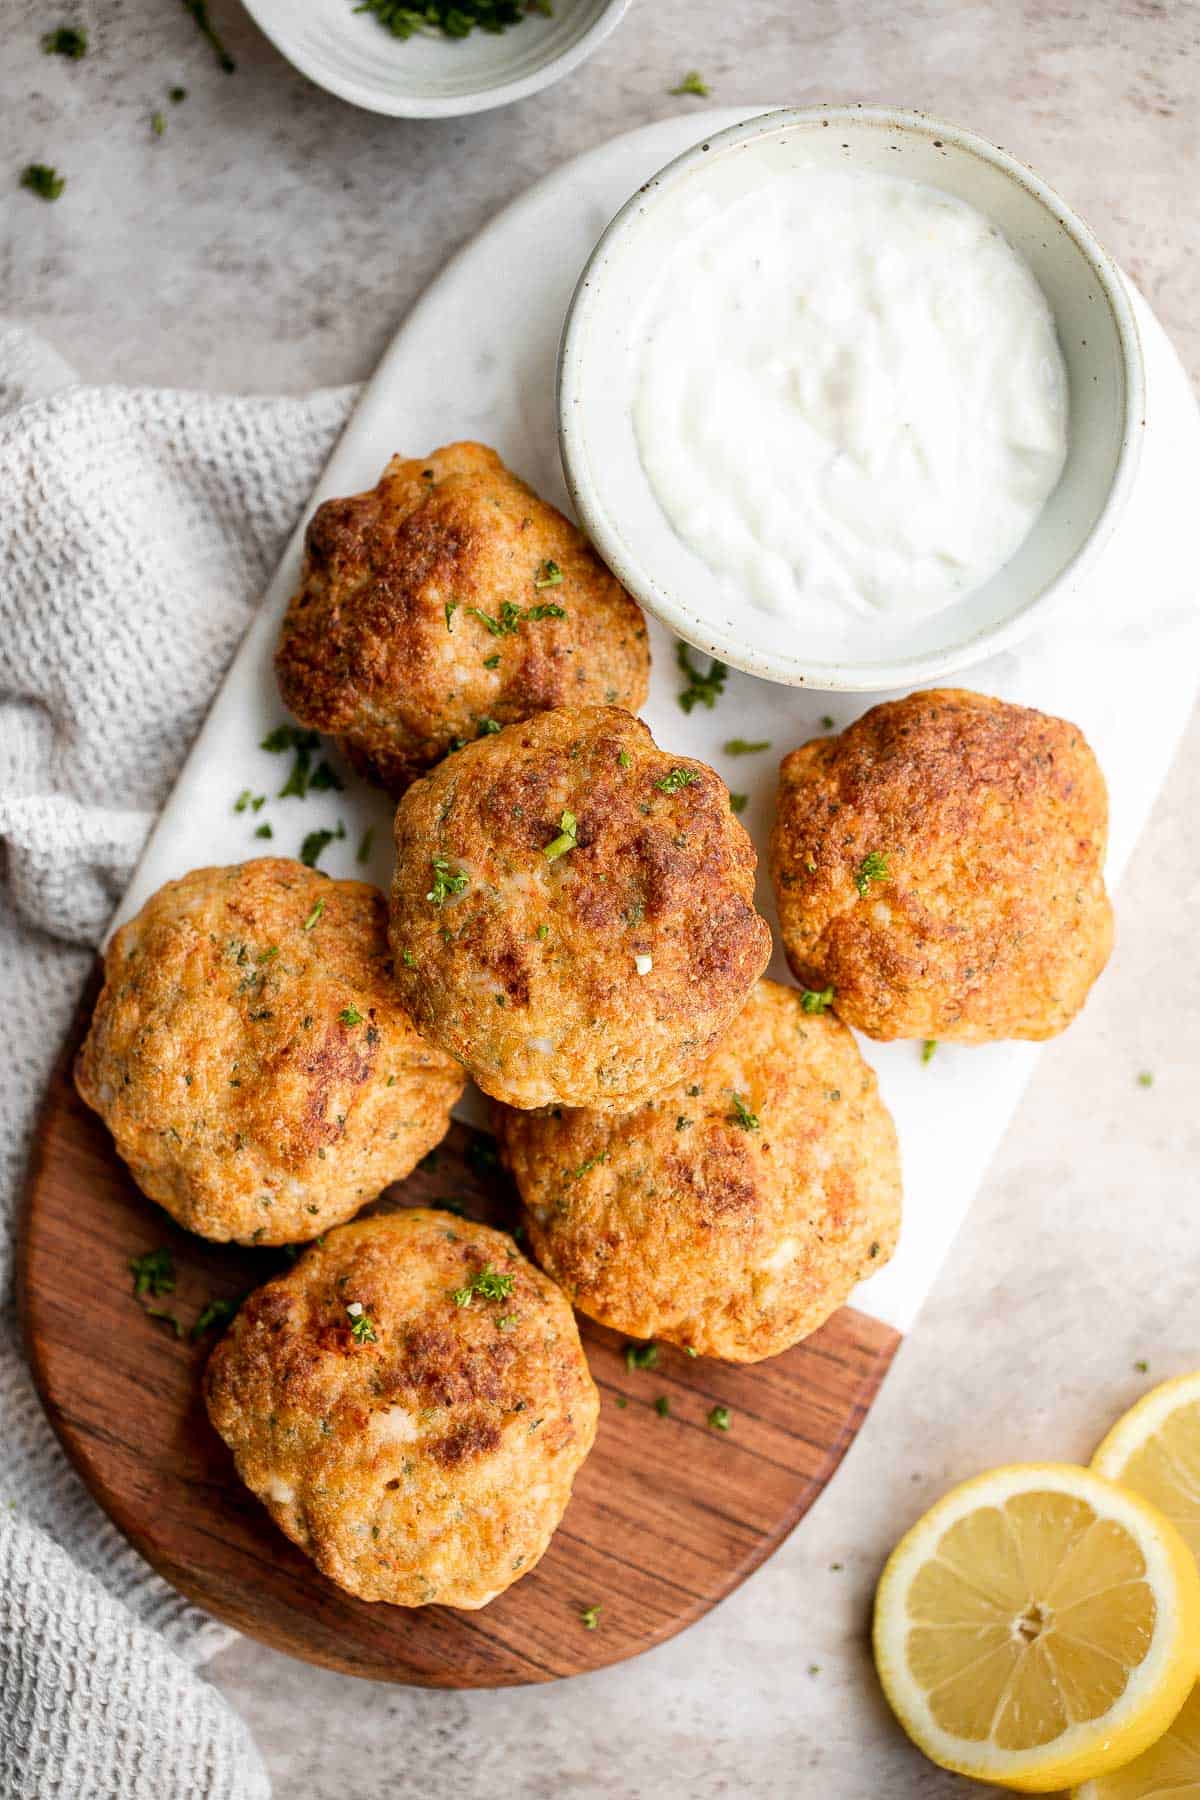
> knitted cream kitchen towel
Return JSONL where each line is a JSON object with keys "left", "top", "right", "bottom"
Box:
{"left": 0, "top": 321, "right": 357, "bottom": 1796}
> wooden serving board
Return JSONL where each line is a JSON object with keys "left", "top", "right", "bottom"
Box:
{"left": 17, "top": 966, "right": 899, "bottom": 1687}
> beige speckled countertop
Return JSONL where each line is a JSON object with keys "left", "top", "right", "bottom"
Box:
{"left": 4, "top": 1, "right": 1199, "bottom": 1793}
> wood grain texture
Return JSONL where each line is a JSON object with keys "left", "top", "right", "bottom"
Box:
{"left": 17, "top": 964, "right": 901, "bottom": 1688}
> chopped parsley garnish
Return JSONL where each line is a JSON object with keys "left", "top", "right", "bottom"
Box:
{"left": 262, "top": 723, "right": 323, "bottom": 799}
{"left": 618, "top": 749, "right": 631, "bottom": 770}
{"left": 483, "top": 653, "right": 501, "bottom": 669}
{"left": 729, "top": 792, "right": 747, "bottom": 814}
{"left": 43, "top": 26, "right": 88, "bottom": 57}
{"left": 654, "top": 1395, "right": 671, "bottom": 1418}
{"left": 355, "top": 0, "right": 532, "bottom": 41}
{"left": 533, "top": 559, "right": 563, "bottom": 589}
{"left": 234, "top": 789, "right": 266, "bottom": 813}
{"left": 151, "top": 110, "right": 167, "bottom": 136}
{"left": 452, "top": 1265, "right": 515, "bottom": 1307}
{"left": 477, "top": 716, "right": 501, "bottom": 736}
{"left": 356, "top": 826, "right": 374, "bottom": 864}
{"left": 130, "top": 1248, "right": 175, "bottom": 1298}
{"left": 146, "top": 1307, "right": 183, "bottom": 1337}
{"left": 181, "top": 0, "right": 236, "bottom": 73}
{"left": 308, "top": 760, "right": 344, "bottom": 792}
{"left": 669, "top": 70, "right": 710, "bottom": 96}
{"left": 801, "top": 987, "right": 834, "bottom": 1015}
{"left": 339, "top": 1006, "right": 363, "bottom": 1027}
{"left": 921, "top": 1038, "right": 937, "bottom": 1064}
{"left": 302, "top": 898, "right": 325, "bottom": 930}
{"left": 190, "top": 1296, "right": 241, "bottom": 1340}
{"left": 821, "top": 715, "right": 835, "bottom": 731}
{"left": 708, "top": 1405, "right": 731, "bottom": 1432}
{"left": 1137, "top": 1070, "right": 1154, "bottom": 1088}
{"left": 542, "top": 810, "right": 578, "bottom": 861}
{"left": 401, "top": 947, "right": 417, "bottom": 968}
{"left": 467, "top": 600, "right": 522, "bottom": 636}
{"left": 20, "top": 164, "right": 65, "bottom": 201}
{"left": 300, "top": 821, "right": 345, "bottom": 868}
{"left": 254, "top": 823, "right": 273, "bottom": 839}
{"left": 495, "top": 1313, "right": 519, "bottom": 1332}
{"left": 569, "top": 1152, "right": 607, "bottom": 1182}
{"left": 675, "top": 1115, "right": 692, "bottom": 1131}
{"left": 445, "top": 600, "right": 458, "bottom": 631}
{"left": 728, "top": 1093, "right": 760, "bottom": 1131}
{"left": 676, "top": 640, "right": 727, "bottom": 713}
{"left": 427, "top": 855, "right": 469, "bottom": 905}
{"left": 723, "top": 738, "right": 770, "bottom": 756}
{"left": 656, "top": 768, "right": 698, "bottom": 794}
{"left": 624, "top": 1341, "right": 658, "bottom": 1372}
{"left": 1134, "top": 1358, "right": 1150, "bottom": 1373}
{"left": 170, "top": 85, "right": 188, "bottom": 102}
{"left": 347, "top": 1304, "right": 378, "bottom": 1343}
{"left": 579, "top": 1603, "right": 601, "bottom": 1630}
{"left": 854, "top": 850, "right": 889, "bottom": 898}
{"left": 525, "top": 602, "right": 567, "bottom": 621}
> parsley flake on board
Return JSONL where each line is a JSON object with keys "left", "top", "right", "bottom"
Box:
{"left": 42, "top": 26, "right": 88, "bottom": 57}
{"left": 624, "top": 1341, "right": 658, "bottom": 1372}
{"left": 452, "top": 1265, "right": 515, "bottom": 1307}
{"left": 254, "top": 823, "right": 273, "bottom": 839}
{"left": 676, "top": 641, "right": 727, "bottom": 713}
{"left": 191, "top": 1296, "right": 242, "bottom": 1340}
{"left": 728, "top": 1093, "right": 760, "bottom": 1131}
{"left": 655, "top": 768, "right": 698, "bottom": 794}
{"left": 129, "top": 1248, "right": 175, "bottom": 1297}
{"left": 20, "top": 164, "right": 65, "bottom": 200}
{"left": 181, "top": 0, "right": 236, "bottom": 73}
{"left": 669, "top": 70, "right": 710, "bottom": 96}
{"left": 151, "top": 110, "right": 166, "bottom": 136}
{"left": 708, "top": 1405, "right": 731, "bottom": 1432}
{"left": 921, "top": 1039, "right": 937, "bottom": 1064}
{"left": 723, "top": 738, "right": 770, "bottom": 756}
{"left": 1137, "top": 1071, "right": 1154, "bottom": 1088}
{"left": 300, "top": 821, "right": 345, "bottom": 868}
{"left": 356, "top": 826, "right": 374, "bottom": 865}
{"left": 854, "top": 850, "right": 889, "bottom": 898}
{"left": 579, "top": 1603, "right": 601, "bottom": 1630}
{"left": 654, "top": 1395, "right": 671, "bottom": 1418}
{"left": 427, "top": 855, "right": 469, "bottom": 905}
{"left": 801, "top": 987, "right": 834, "bottom": 1015}
{"left": 729, "top": 792, "right": 748, "bottom": 815}
{"left": 542, "top": 810, "right": 578, "bottom": 861}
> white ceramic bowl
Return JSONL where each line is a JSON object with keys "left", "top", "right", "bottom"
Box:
{"left": 241, "top": 0, "right": 629, "bottom": 117}
{"left": 558, "top": 106, "right": 1145, "bottom": 690}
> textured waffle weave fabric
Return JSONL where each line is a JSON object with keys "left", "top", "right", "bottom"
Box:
{"left": 0, "top": 322, "right": 356, "bottom": 1798}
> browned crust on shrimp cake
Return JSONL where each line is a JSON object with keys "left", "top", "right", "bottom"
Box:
{"left": 769, "top": 689, "right": 1113, "bottom": 1042}
{"left": 388, "top": 705, "right": 773, "bottom": 1111}
{"left": 496, "top": 979, "right": 901, "bottom": 1362}
{"left": 275, "top": 442, "right": 650, "bottom": 795}
{"left": 204, "top": 1211, "right": 599, "bottom": 1607}
{"left": 75, "top": 859, "right": 464, "bottom": 1243}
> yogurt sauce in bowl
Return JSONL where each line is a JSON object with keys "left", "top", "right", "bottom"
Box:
{"left": 632, "top": 169, "right": 1069, "bottom": 626}
{"left": 558, "top": 107, "right": 1143, "bottom": 690}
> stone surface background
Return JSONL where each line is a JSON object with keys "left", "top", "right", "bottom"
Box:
{"left": 3, "top": 1, "right": 1198, "bottom": 1793}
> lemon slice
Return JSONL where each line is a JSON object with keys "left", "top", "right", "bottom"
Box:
{"left": 873, "top": 1463, "right": 1200, "bottom": 1792}
{"left": 1072, "top": 1678, "right": 1200, "bottom": 1798}
{"left": 1092, "top": 1371, "right": 1200, "bottom": 1567}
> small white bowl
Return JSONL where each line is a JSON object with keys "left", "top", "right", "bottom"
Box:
{"left": 558, "top": 106, "right": 1145, "bottom": 691}
{"left": 241, "top": 0, "right": 629, "bottom": 118}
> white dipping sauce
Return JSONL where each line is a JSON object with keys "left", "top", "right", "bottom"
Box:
{"left": 632, "top": 169, "right": 1069, "bottom": 622}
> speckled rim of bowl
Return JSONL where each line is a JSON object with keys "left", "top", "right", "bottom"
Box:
{"left": 240, "top": 0, "right": 631, "bottom": 119}
{"left": 557, "top": 105, "right": 1147, "bottom": 692}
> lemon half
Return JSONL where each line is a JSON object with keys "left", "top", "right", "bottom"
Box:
{"left": 873, "top": 1462, "right": 1200, "bottom": 1792}
{"left": 1093, "top": 1370, "right": 1200, "bottom": 1567}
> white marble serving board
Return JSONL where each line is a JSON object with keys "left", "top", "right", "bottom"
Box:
{"left": 112, "top": 108, "right": 1200, "bottom": 1336}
